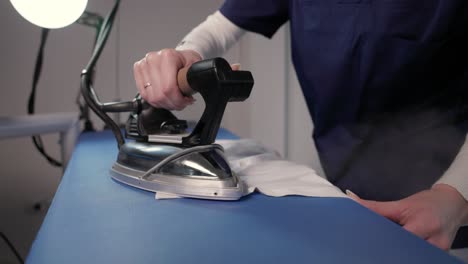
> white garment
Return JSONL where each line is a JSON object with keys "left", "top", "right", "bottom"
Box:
{"left": 155, "top": 139, "right": 348, "bottom": 200}
{"left": 435, "top": 134, "right": 468, "bottom": 201}
{"left": 175, "top": 11, "right": 245, "bottom": 59}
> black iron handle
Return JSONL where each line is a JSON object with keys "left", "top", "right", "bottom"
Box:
{"left": 181, "top": 57, "right": 254, "bottom": 146}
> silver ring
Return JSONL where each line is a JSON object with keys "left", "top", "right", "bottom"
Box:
{"left": 143, "top": 82, "right": 151, "bottom": 89}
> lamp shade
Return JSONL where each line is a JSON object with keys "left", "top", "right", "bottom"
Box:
{"left": 10, "top": 0, "right": 88, "bottom": 29}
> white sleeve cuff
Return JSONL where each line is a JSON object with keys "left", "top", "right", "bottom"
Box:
{"left": 175, "top": 11, "right": 245, "bottom": 59}
{"left": 435, "top": 134, "right": 468, "bottom": 202}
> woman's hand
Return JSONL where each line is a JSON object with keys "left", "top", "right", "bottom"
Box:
{"left": 347, "top": 184, "right": 468, "bottom": 250}
{"left": 133, "top": 49, "right": 201, "bottom": 110}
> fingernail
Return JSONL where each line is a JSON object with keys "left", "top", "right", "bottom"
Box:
{"left": 345, "top": 189, "right": 360, "bottom": 200}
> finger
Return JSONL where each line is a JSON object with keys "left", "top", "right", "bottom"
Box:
{"left": 362, "top": 200, "right": 402, "bottom": 223}
{"left": 139, "top": 58, "right": 162, "bottom": 108}
{"left": 133, "top": 61, "right": 147, "bottom": 98}
{"left": 231, "top": 63, "right": 241, "bottom": 71}
{"left": 148, "top": 50, "right": 188, "bottom": 110}
{"left": 146, "top": 59, "right": 179, "bottom": 110}
{"left": 161, "top": 51, "right": 192, "bottom": 110}
{"left": 346, "top": 190, "right": 401, "bottom": 223}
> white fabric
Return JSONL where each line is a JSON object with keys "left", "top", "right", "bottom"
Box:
{"left": 435, "top": 134, "right": 468, "bottom": 202}
{"left": 155, "top": 139, "right": 348, "bottom": 200}
{"left": 175, "top": 11, "right": 245, "bottom": 59}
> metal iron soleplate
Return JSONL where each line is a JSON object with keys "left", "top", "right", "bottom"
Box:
{"left": 111, "top": 162, "right": 248, "bottom": 200}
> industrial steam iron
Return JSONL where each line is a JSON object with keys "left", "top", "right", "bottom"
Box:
{"left": 112, "top": 58, "right": 254, "bottom": 200}
{"left": 81, "top": 56, "right": 254, "bottom": 200}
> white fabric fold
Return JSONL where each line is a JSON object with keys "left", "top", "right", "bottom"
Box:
{"left": 155, "top": 139, "right": 348, "bottom": 200}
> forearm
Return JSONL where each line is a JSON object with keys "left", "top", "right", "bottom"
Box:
{"left": 175, "top": 11, "right": 245, "bottom": 59}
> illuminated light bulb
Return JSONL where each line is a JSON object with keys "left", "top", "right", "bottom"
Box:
{"left": 10, "top": 0, "right": 88, "bottom": 29}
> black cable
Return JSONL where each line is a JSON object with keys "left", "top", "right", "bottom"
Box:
{"left": 28, "top": 0, "right": 123, "bottom": 163}
{"left": 75, "top": 12, "right": 105, "bottom": 132}
{"left": 28, "top": 28, "right": 62, "bottom": 167}
{"left": 28, "top": 28, "right": 48, "bottom": 115}
{"left": 0, "top": 232, "right": 24, "bottom": 264}
{"left": 81, "top": 0, "right": 126, "bottom": 148}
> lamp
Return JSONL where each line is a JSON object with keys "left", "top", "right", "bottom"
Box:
{"left": 11, "top": 0, "right": 159, "bottom": 151}
{"left": 9, "top": 0, "right": 88, "bottom": 29}
{"left": 10, "top": 0, "right": 130, "bottom": 163}
{"left": 10, "top": 0, "right": 126, "bottom": 158}
{"left": 8, "top": 0, "right": 113, "bottom": 168}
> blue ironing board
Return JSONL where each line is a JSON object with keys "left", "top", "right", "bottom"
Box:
{"left": 26, "top": 129, "right": 462, "bottom": 263}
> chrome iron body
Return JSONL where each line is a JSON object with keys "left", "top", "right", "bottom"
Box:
{"left": 111, "top": 140, "right": 248, "bottom": 200}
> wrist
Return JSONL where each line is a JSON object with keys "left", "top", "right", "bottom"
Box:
{"left": 178, "top": 49, "right": 202, "bottom": 67}
{"left": 432, "top": 184, "right": 468, "bottom": 225}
